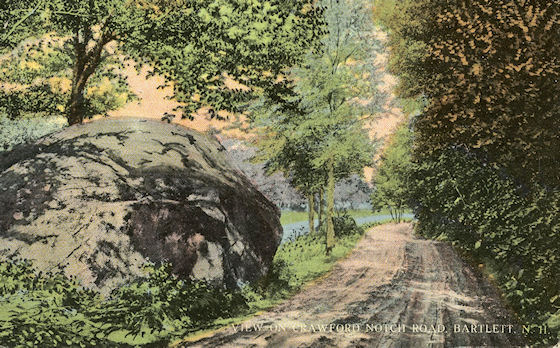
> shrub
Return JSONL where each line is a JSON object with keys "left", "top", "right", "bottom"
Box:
{"left": 0, "top": 114, "right": 66, "bottom": 152}
{"left": 102, "top": 263, "right": 247, "bottom": 339}
{"left": 0, "top": 257, "right": 111, "bottom": 347}
{"left": 332, "top": 209, "right": 364, "bottom": 236}
{"left": 0, "top": 258, "right": 248, "bottom": 346}
{"left": 267, "top": 214, "right": 364, "bottom": 293}
{"left": 411, "top": 148, "right": 560, "bottom": 345}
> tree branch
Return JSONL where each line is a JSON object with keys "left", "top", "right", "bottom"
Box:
{"left": 82, "top": 29, "right": 113, "bottom": 81}
{"left": 1, "top": 0, "right": 43, "bottom": 42}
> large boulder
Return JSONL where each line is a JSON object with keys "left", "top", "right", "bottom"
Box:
{"left": 0, "top": 118, "right": 282, "bottom": 292}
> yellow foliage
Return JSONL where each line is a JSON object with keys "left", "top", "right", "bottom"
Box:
{"left": 87, "top": 77, "right": 114, "bottom": 97}
{"left": 345, "top": 57, "right": 358, "bottom": 66}
{"left": 116, "top": 93, "right": 128, "bottom": 105}
{"left": 19, "top": 60, "right": 42, "bottom": 71}
{"left": 48, "top": 77, "right": 72, "bottom": 94}
{"left": 472, "top": 64, "right": 482, "bottom": 76}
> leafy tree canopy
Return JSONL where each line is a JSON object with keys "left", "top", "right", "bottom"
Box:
{"left": 375, "top": 0, "right": 560, "bottom": 187}
{"left": 252, "top": 0, "right": 379, "bottom": 189}
{"left": 1, "top": 0, "right": 324, "bottom": 124}
{"left": 251, "top": 0, "right": 379, "bottom": 252}
{"left": 0, "top": 35, "right": 134, "bottom": 120}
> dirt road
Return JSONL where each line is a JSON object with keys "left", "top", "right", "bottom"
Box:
{"left": 185, "top": 223, "right": 526, "bottom": 347}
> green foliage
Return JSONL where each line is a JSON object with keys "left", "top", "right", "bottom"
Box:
{"left": 252, "top": 0, "right": 377, "bottom": 191}
{"left": 251, "top": 0, "right": 378, "bottom": 252}
{"left": 377, "top": 1, "right": 560, "bottom": 344}
{"left": 375, "top": 0, "right": 560, "bottom": 187}
{"left": 123, "top": 0, "right": 325, "bottom": 118}
{"left": 411, "top": 149, "right": 560, "bottom": 345}
{"left": 2, "top": 0, "right": 324, "bottom": 124}
{"left": 0, "top": 217, "right": 377, "bottom": 345}
{"left": 548, "top": 310, "right": 560, "bottom": 337}
{"left": 330, "top": 210, "right": 363, "bottom": 237}
{"left": 0, "top": 8, "right": 136, "bottom": 122}
{"left": 0, "top": 86, "right": 67, "bottom": 119}
{"left": 257, "top": 216, "right": 365, "bottom": 296}
{"left": 371, "top": 125, "right": 413, "bottom": 222}
{"left": 0, "top": 114, "right": 66, "bottom": 152}
{"left": 0, "top": 259, "right": 248, "bottom": 346}
{"left": 0, "top": 257, "right": 110, "bottom": 347}
{"left": 103, "top": 263, "right": 247, "bottom": 339}
{"left": 0, "top": 1, "right": 48, "bottom": 49}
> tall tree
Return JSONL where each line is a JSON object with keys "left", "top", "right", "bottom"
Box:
{"left": 252, "top": 108, "right": 327, "bottom": 236}
{"left": 252, "top": 0, "right": 378, "bottom": 253}
{"left": 1, "top": 0, "right": 323, "bottom": 125}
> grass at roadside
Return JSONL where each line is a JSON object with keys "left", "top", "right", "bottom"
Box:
{"left": 245, "top": 227, "right": 365, "bottom": 305}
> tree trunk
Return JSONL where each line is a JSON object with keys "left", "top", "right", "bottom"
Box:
{"left": 308, "top": 193, "right": 315, "bottom": 235}
{"left": 66, "top": 24, "right": 113, "bottom": 125}
{"left": 318, "top": 188, "right": 324, "bottom": 229}
{"left": 67, "top": 27, "right": 88, "bottom": 125}
{"left": 326, "top": 157, "right": 335, "bottom": 254}
{"left": 67, "top": 83, "right": 86, "bottom": 125}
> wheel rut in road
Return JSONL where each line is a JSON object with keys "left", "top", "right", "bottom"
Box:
{"left": 185, "top": 223, "right": 526, "bottom": 348}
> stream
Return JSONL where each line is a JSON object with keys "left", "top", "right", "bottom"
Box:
{"left": 280, "top": 213, "right": 414, "bottom": 243}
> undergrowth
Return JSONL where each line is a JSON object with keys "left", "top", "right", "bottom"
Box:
{"left": 0, "top": 259, "right": 246, "bottom": 347}
{"left": 0, "top": 114, "right": 67, "bottom": 152}
{"left": 412, "top": 149, "right": 560, "bottom": 346}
